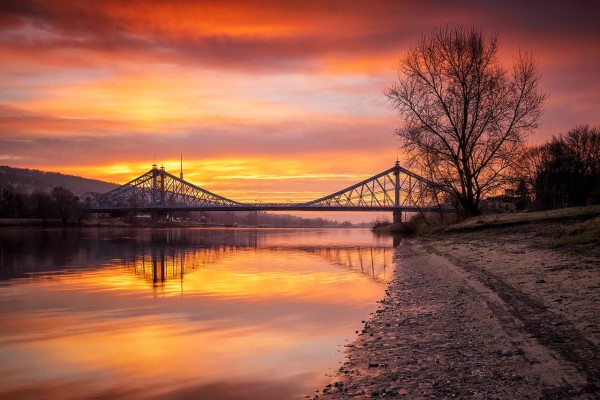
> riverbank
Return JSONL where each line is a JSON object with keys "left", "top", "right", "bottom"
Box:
{"left": 0, "top": 218, "right": 242, "bottom": 228}
{"left": 315, "top": 210, "right": 599, "bottom": 398}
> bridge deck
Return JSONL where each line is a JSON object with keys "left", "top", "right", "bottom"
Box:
{"left": 91, "top": 205, "right": 452, "bottom": 213}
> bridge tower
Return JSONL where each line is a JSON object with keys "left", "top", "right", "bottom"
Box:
{"left": 393, "top": 160, "right": 401, "bottom": 223}
{"left": 150, "top": 164, "right": 166, "bottom": 221}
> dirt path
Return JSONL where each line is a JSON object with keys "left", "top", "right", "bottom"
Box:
{"left": 314, "top": 225, "right": 599, "bottom": 399}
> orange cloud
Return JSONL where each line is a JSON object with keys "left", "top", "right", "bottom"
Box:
{"left": 1, "top": 0, "right": 598, "bottom": 219}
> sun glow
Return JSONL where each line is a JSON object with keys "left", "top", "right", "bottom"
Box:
{"left": 57, "top": 153, "right": 393, "bottom": 203}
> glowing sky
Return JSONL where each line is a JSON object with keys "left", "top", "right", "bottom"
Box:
{"left": 0, "top": 0, "right": 598, "bottom": 206}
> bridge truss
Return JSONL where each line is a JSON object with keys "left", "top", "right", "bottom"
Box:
{"left": 303, "top": 163, "right": 443, "bottom": 212}
{"left": 93, "top": 166, "right": 241, "bottom": 210}
{"left": 91, "top": 162, "right": 452, "bottom": 222}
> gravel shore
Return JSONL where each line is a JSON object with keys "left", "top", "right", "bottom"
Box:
{"left": 314, "top": 222, "right": 599, "bottom": 399}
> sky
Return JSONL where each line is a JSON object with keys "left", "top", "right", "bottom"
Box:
{"left": 0, "top": 0, "right": 598, "bottom": 220}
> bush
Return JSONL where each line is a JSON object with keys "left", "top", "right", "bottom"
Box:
{"left": 371, "top": 216, "right": 391, "bottom": 230}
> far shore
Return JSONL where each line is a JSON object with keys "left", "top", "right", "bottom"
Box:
{"left": 0, "top": 218, "right": 208, "bottom": 228}
{"left": 0, "top": 218, "right": 361, "bottom": 229}
{"left": 316, "top": 206, "right": 599, "bottom": 399}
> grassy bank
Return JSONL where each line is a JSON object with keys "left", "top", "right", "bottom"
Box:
{"left": 432, "top": 205, "right": 600, "bottom": 252}
{"left": 371, "top": 221, "right": 416, "bottom": 234}
{"left": 372, "top": 205, "right": 600, "bottom": 248}
{"left": 442, "top": 205, "right": 600, "bottom": 233}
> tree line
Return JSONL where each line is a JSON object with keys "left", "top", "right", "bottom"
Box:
{"left": 519, "top": 125, "right": 600, "bottom": 210}
{"left": 0, "top": 186, "right": 86, "bottom": 224}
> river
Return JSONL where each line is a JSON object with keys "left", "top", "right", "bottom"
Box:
{"left": 0, "top": 227, "right": 395, "bottom": 400}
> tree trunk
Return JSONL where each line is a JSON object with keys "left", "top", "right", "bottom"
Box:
{"left": 460, "top": 197, "right": 481, "bottom": 217}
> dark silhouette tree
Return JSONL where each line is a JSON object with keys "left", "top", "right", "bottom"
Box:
{"left": 0, "top": 186, "right": 27, "bottom": 218}
{"left": 51, "top": 187, "right": 79, "bottom": 225}
{"left": 514, "top": 178, "right": 530, "bottom": 210}
{"left": 515, "top": 145, "right": 545, "bottom": 205}
{"left": 386, "top": 25, "right": 546, "bottom": 217}
{"left": 30, "top": 190, "right": 53, "bottom": 222}
{"left": 535, "top": 125, "right": 600, "bottom": 209}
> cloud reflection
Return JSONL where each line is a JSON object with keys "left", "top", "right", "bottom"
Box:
{"left": 0, "top": 228, "right": 391, "bottom": 399}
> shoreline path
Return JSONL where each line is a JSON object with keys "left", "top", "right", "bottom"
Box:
{"left": 314, "top": 224, "right": 599, "bottom": 399}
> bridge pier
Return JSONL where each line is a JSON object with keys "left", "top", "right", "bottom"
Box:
{"left": 151, "top": 211, "right": 168, "bottom": 223}
{"left": 393, "top": 161, "right": 401, "bottom": 224}
{"left": 393, "top": 208, "right": 402, "bottom": 224}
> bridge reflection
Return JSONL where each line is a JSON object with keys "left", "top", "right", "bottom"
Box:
{"left": 124, "top": 243, "right": 394, "bottom": 293}
{"left": 125, "top": 246, "right": 236, "bottom": 288}
{"left": 308, "top": 246, "right": 392, "bottom": 283}
{"left": 0, "top": 228, "right": 397, "bottom": 293}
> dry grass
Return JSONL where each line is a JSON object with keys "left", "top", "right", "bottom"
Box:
{"left": 442, "top": 205, "right": 600, "bottom": 233}
{"left": 372, "top": 223, "right": 417, "bottom": 237}
{"left": 554, "top": 216, "right": 600, "bottom": 248}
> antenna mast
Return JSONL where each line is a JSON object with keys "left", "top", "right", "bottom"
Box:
{"left": 180, "top": 154, "right": 183, "bottom": 180}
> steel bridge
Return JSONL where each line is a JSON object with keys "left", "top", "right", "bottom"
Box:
{"left": 90, "top": 161, "right": 452, "bottom": 222}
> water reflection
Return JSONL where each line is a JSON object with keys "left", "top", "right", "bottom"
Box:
{"left": 1, "top": 228, "right": 394, "bottom": 288}
{"left": 0, "top": 228, "right": 395, "bottom": 400}
{"left": 127, "top": 246, "right": 392, "bottom": 293}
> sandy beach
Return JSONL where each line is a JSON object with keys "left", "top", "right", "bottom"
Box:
{"left": 314, "top": 218, "right": 599, "bottom": 399}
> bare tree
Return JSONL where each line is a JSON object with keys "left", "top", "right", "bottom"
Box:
{"left": 386, "top": 25, "right": 546, "bottom": 216}
{"left": 51, "top": 186, "right": 79, "bottom": 225}
{"left": 514, "top": 145, "right": 545, "bottom": 203}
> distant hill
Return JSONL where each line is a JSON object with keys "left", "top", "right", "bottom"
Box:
{"left": 0, "top": 166, "right": 117, "bottom": 195}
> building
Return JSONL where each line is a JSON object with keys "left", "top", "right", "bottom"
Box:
{"left": 482, "top": 189, "right": 519, "bottom": 213}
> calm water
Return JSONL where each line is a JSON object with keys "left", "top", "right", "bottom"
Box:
{"left": 0, "top": 228, "right": 395, "bottom": 400}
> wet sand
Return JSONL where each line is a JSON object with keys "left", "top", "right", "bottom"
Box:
{"left": 314, "top": 222, "right": 599, "bottom": 399}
